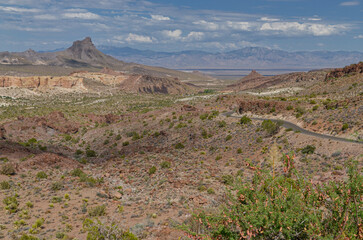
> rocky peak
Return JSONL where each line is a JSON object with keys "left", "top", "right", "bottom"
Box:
{"left": 242, "top": 70, "right": 264, "bottom": 81}
{"left": 65, "top": 37, "right": 99, "bottom": 60}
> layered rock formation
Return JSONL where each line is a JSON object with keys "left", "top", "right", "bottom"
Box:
{"left": 0, "top": 76, "right": 84, "bottom": 89}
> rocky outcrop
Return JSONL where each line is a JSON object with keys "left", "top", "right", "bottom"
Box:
{"left": 238, "top": 99, "right": 290, "bottom": 114}
{"left": 228, "top": 70, "right": 327, "bottom": 91}
{"left": 325, "top": 62, "right": 363, "bottom": 80}
{"left": 0, "top": 76, "right": 85, "bottom": 89}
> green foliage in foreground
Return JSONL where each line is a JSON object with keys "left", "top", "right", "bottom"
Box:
{"left": 185, "top": 160, "right": 362, "bottom": 239}
{"left": 83, "top": 218, "right": 138, "bottom": 240}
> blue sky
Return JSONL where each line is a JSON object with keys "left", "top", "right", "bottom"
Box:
{"left": 0, "top": 0, "right": 362, "bottom": 52}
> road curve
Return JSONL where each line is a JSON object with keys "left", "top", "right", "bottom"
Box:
{"left": 222, "top": 111, "right": 363, "bottom": 145}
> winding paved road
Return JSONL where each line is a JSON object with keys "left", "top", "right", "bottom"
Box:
{"left": 223, "top": 111, "right": 363, "bottom": 145}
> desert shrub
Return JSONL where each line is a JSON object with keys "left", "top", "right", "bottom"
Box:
{"left": 218, "top": 120, "right": 227, "bottom": 128}
{"left": 75, "top": 149, "right": 83, "bottom": 155}
{"left": 207, "top": 188, "right": 215, "bottom": 194}
{"left": 261, "top": 120, "right": 281, "bottom": 135}
{"left": 36, "top": 171, "right": 48, "bottom": 179}
{"left": 83, "top": 218, "right": 138, "bottom": 240}
{"left": 71, "top": 168, "right": 85, "bottom": 177}
{"left": 225, "top": 135, "right": 232, "bottom": 141}
{"left": 201, "top": 129, "right": 212, "bottom": 139}
{"left": 240, "top": 115, "right": 251, "bottom": 125}
{"left": 160, "top": 161, "right": 171, "bottom": 169}
{"left": 122, "top": 141, "right": 129, "bottom": 146}
{"left": 286, "top": 105, "right": 293, "bottom": 110}
{"left": 221, "top": 175, "right": 234, "bottom": 185}
{"left": 148, "top": 166, "right": 156, "bottom": 175}
{"left": 312, "top": 105, "right": 319, "bottom": 111}
{"left": 186, "top": 160, "right": 362, "bottom": 239}
{"left": 175, "top": 142, "right": 185, "bottom": 149}
{"left": 19, "top": 234, "right": 39, "bottom": 240}
{"left": 3, "top": 195, "right": 19, "bottom": 213}
{"left": 86, "top": 150, "right": 97, "bottom": 158}
{"left": 88, "top": 205, "right": 106, "bottom": 217}
{"left": 51, "top": 181, "right": 63, "bottom": 191}
{"left": 64, "top": 135, "right": 72, "bottom": 141}
{"left": 200, "top": 113, "right": 209, "bottom": 120}
{"left": 103, "top": 139, "right": 109, "bottom": 145}
{"left": 301, "top": 145, "right": 316, "bottom": 154}
{"left": 115, "top": 134, "right": 122, "bottom": 140}
{"left": 341, "top": 123, "right": 349, "bottom": 131}
{"left": 0, "top": 181, "right": 11, "bottom": 190}
{"left": 1, "top": 163, "right": 15, "bottom": 175}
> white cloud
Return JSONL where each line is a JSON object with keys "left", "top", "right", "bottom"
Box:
{"left": 340, "top": 1, "right": 360, "bottom": 6}
{"left": 162, "top": 29, "right": 182, "bottom": 39}
{"left": 16, "top": 26, "right": 62, "bottom": 32}
{"left": 62, "top": 12, "right": 101, "bottom": 20}
{"left": 34, "top": 14, "right": 57, "bottom": 20}
{"left": 354, "top": 35, "right": 363, "bottom": 39}
{"left": 185, "top": 31, "right": 204, "bottom": 41}
{"left": 226, "top": 21, "right": 252, "bottom": 31}
{"left": 0, "top": 6, "right": 39, "bottom": 13}
{"left": 125, "top": 33, "right": 153, "bottom": 43}
{"left": 151, "top": 14, "right": 170, "bottom": 21}
{"left": 260, "top": 17, "right": 280, "bottom": 22}
{"left": 193, "top": 20, "right": 219, "bottom": 31}
{"left": 307, "top": 18, "right": 322, "bottom": 21}
{"left": 260, "top": 22, "right": 348, "bottom": 36}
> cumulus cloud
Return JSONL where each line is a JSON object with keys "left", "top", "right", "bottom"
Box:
{"left": 193, "top": 20, "right": 219, "bottom": 31}
{"left": 340, "top": 1, "right": 360, "bottom": 6}
{"left": 125, "top": 33, "right": 153, "bottom": 43}
{"left": 151, "top": 14, "right": 170, "bottom": 21}
{"left": 185, "top": 32, "right": 204, "bottom": 41}
{"left": 0, "top": 6, "right": 39, "bottom": 13}
{"left": 162, "top": 29, "right": 182, "bottom": 39}
{"left": 260, "top": 22, "right": 348, "bottom": 36}
{"left": 226, "top": 21, "right": 252, "bottom": 31}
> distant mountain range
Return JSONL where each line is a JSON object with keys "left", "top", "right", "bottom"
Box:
{"left": 0, "top": 38, "right": 210, "bottom": 80}
{"left": 98, "top": 46, "right": 363, "bottom": 70}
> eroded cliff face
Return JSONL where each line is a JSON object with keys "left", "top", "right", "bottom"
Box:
{"left": 0, "top": 76, "right": 85, "bottom": 89}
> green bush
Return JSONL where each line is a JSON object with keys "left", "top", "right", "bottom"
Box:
{"left": 341, "top": 123, "right": 349, "bottom": 131}
{"left": 261, "top": 120, "right": 281, "bottom": 135}
{"left": 0, "top": 163, "right": 15, "bottom": 175}
{"left": 221, "top": 175, "right": 234, "bottom": 185}
{"left": 186, "top": 160, "right": 362, "bottom": 239}
{"left": 51, "top": 182, "right": 63, "bottom": 191}
{"left": 86, "top": 150, "right": 97, "bottom": 158}
{"left": 0, "top": 181, "right": 11, "bottom": 190}
{"left": 36, "top": 171, "right": 48, "bottom": 179}
{"left": 175, "top": 142, "right": 185, "bottom": 149}
{"left": 88, "top": 205, "right": 106, "bottom": 217}
{"left": 3, "top": 195, "right": 19, "bottom": 213}
{"left": 240, "top": 115, "right": 252, "bottom": 125}
{"left": 218, "top": 120, "right": 227, "bottom": 128}
{"left": 301, "top": 145, "right": 316, "bottom": 154}
{"left": 71, "top": 168, "right": 85, "bottom": 177}
{"left": 160, "top": 161, "right": 171, "bottom": 169}
{"left": 225, "top": 135, "right": 232, "bottom": 141}
{"left": 83, "top": 218, "right": 138, "bottom": 240}
{"left": 122, "top": 141, "right": 130, "bottom": 146}
{"left": 148, "top": 166, "right": 156, "bottom": 175}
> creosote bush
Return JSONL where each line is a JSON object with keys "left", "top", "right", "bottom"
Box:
{"left": 240, "top": 115, "right": 252, "bottom": 125}
{"left": 1, "top": 163, "right": 16, "bottom": 175}
{"left": 185, "top": 158, "right": 362, "bottom": 240}
{"left": 83, "top": 218, "right": 138, "bottom": 240}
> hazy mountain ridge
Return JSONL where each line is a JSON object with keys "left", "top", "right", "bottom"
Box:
{"left": 98, "top": 46, "right": 363, "bottom": 69}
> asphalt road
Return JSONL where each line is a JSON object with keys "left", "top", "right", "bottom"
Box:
{"left": 223, "top": 111, "right": 363, "bottom": 145}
